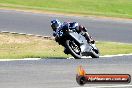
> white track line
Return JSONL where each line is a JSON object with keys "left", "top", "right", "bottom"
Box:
{"left": 100, "top": 53, "right": 132, "bottom": 58}
{"left": 0, "top": 58, "right": 41, "bottom": 61}
{"left": 1, "top": 53, "right": 132, "bottom": 61}
{"left": 1, "top": 31, "right": 53, "bottom": 39}
{"left": 67, "top": 53, "right": 132, "bottom": 59}
{"left": 73, "top": 85, "right": 132, "bottom": 88}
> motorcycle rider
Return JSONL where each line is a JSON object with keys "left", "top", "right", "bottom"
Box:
{"left": 51, "top": 19, "right": 95, "bottom": 44}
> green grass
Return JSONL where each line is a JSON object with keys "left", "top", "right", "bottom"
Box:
{"left": 97, "top": 42, "right": 132, "bottom": 55}
{"left": 0, "top": 33, "right": 69, "bottom": 59}
{"left": 0, "top": 33, "right": 132, "bottom": 59}
{"left": 0, "top": 0, "right": 132, "bottom": 18}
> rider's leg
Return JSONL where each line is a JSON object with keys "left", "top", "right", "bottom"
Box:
{"left": 84, "top": 32, "right": 95, "bottom": 44}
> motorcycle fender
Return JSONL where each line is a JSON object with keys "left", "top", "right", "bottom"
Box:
{"left": 91, "top": 44, "right": 97, "bottom": 50}
{"left": 80, "top": 44, "right": 93, "bottom": 56}
{"left": 80, "top": 44, "right": 92, "bottom": 53}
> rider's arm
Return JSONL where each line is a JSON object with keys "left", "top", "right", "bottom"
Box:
{"left": 53, "top": 31, "right": 57, "bottom": 37}
{"left": 82, "top": 26, "right": 88, "bottom": 32}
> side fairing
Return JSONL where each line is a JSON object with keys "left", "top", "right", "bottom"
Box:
{"left": 69, "top": 32, "right": 92, "bottom": 53}
{"left": 69, "top": 32, "right": 87, "bottom": 44}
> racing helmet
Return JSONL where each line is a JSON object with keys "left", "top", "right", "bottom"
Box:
{"left": 51, "top": 19, "right": 61, "bottom": 31}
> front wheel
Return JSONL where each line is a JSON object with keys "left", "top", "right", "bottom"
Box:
{"left": 65, "top": 40, "right": 82, "bottom": 59}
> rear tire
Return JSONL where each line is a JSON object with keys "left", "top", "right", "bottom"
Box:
{"left": 91, "top": 48, "right": 100, "bottom": 58}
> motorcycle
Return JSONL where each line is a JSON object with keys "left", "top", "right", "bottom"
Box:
{"left": 54, "top": 24, "right": 99, "bottom": 59}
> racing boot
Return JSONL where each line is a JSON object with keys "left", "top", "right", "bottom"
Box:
{"left": 64, "top": 48, "right": 70, "bottom": 54}
{"left": 89, "top": 39, "right": 95, "bottom": 44}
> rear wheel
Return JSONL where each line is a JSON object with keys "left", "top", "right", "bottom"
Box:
{"left": 91, "top": 48, "right": 100, "bottom": 58}
{"left": 65, "top": 40, "right": 82, "bottom": 59}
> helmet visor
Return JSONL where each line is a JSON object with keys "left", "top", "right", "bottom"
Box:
{"left": 51, "top": 23, "right": 59, "bottom": 31}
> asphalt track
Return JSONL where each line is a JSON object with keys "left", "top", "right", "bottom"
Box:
{"left": 0, "top": 10, "right": 132, "bottom": 43}
{"left": 0, "top": 10, "right": 132, "bottom": 88}
{"left": 0, "top": 56, "right": 132, "bottom": 88}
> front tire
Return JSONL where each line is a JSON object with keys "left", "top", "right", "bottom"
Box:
{"left": 65, "top": 40, "right": 82, "bottom": 59}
